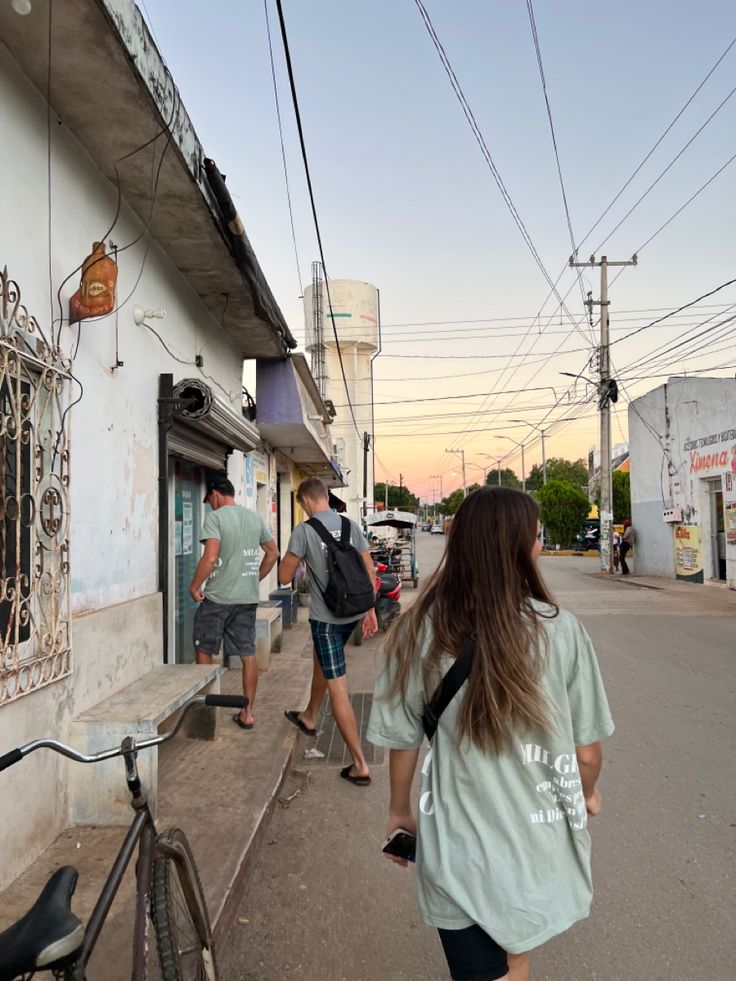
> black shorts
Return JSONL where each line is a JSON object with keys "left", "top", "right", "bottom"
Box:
{"left": 193, "top": 599, "right": 257, "bottom": 659}
{"left": 438, "top": 925, "right": 509, "bottom": 981}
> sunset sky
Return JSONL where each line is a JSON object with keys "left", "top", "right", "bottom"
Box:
{"left": 143, "top": 0, "right": 736, "bottom": 501}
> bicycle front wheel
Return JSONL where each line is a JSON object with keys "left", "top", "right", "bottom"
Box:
{"left": 151, "top": 828, "right": 218, "bottom": 981}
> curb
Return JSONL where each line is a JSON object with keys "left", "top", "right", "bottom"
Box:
{"left": 211, "top": 728, "right": 300, "bottom": 948}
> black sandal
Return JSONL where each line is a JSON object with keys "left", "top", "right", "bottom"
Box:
{"left": 284, "top": 709, "right": 317, "bottom": 737}
{"left": 340, "top": 764, "right": 371, "bottom": 786}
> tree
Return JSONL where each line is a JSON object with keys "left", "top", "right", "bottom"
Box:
{"left": 612, "top": 470, "right": 631, "bottom": 523}
{"left": 440, "top": 483, "right": 481, "bottom": 515}
{"left": 525, "top": 457, "right": 589, "bottom": 493}
{"left": 592, "top": 470, "right": 632, "bottom": 524}
{"left": 537, "top": 479, "right": 591, "bottom": 547}
{"left": 484, "top": 468, "right": 522, "bottom": 489}
{"left": 373, "top": 482, "right": 419, "bottom": 510}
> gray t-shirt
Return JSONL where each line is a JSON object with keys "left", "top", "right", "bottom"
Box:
{"left": 200, "top": 505, "right": 272, "bottom": 605}
{"left": 286, "top": 510, "right": 371, "bottom": 624}
{"left": 367, "top": 604, "right": 614, "bottom": 955}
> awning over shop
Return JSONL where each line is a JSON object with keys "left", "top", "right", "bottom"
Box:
{"left": 256, "top": 355, "right": 346, "bottom": 487}
{"left": 164, "top": 377, "right": 260, "bottom": 469}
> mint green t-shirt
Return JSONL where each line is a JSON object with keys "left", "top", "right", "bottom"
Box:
{"left": 367, "top": 604, "right": 614, "bottom": 955}
{"left": 200, "top": 506, "right": 272, "bottom": 605}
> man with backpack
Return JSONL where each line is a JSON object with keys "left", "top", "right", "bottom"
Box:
{"left": 279, "top": 477, "right": 378, "bottom": 786}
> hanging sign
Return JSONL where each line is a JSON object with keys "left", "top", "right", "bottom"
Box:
{"left": 69, "top": 242, "right": 118, "bottom": 323}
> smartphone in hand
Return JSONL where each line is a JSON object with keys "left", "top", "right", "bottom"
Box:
{"left": 382, "top": 828, "right": 416, "bottom": 863}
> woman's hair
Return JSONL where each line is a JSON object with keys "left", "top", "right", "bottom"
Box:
{"left": 384, "top": 486, "right": 558, "bottom": 753}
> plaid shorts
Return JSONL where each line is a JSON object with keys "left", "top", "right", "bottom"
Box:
{"left": 193, "top": 599, "right": 257, "bottom": 659}
{"left": 309, "top": 619, "right": 359, "bottom": 680}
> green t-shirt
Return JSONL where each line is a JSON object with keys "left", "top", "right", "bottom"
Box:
{"left": 367, "top": 603, "right": 614, "bottom": 955}
{"left": 200, "top": 506, "right": 272, "bottom": 605}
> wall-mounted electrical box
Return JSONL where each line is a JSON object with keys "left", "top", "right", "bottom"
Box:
{"left": 662, "top": 506, "right": 683, "bottom": 523}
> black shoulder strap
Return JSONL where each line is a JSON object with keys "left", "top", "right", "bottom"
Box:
{"left": 422, "top": 637, "right": 475, "bottom": 742}
{"left": 339, "top": 515, "right": 351, "bottom": 547}
{"left": 306, "top": 517, "right": 338, "bottom": 551}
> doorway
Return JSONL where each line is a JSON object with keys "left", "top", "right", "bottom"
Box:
{"left": 707, "top": 478, "right": 726, "bottom": 581}
{"left": 172, "top": 460, "right": 206, "bottom": 662}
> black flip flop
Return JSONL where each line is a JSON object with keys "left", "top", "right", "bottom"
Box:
{"left": 284, "top": 710, "right": 317, "bottom": 737}
{"left": 232, "top": 714, "right": 253, "bottom": 730}
{"left": 340, "top": 764, "right": 371, "bottom": 787}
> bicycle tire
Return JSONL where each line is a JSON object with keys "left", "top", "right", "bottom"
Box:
{"left": 151, "top": 828, "right": 218, "bottom": 981}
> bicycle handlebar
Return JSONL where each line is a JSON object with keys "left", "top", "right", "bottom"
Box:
{"left": 0, "top": 693, "right": 249, "bottom": 772}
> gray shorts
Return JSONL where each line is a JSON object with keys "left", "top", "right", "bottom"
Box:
{"left": 193, "top": 599, "right": 257, "bottom": 659}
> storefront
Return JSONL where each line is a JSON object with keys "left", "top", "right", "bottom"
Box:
{"left": 629, "top": 376, "right": 736, "bottom": 588}
{"left": 160, "top": 375, "right": 261, "bottom": 662}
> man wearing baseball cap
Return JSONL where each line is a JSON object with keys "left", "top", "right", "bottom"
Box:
{"left": 189, "top": 473, "right": 279, "bottom": 729}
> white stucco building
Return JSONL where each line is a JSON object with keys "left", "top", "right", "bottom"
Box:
{"left": 629, "top": 376, "right": 736, "bottom": 588}
{"left": 0, "top": 0, "right": 299, "bottom": 888}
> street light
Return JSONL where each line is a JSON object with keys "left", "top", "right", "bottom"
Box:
{"left": 497, "top": 436, "right": 526, "bottom": 492}
{"left": 478, "top": 453, "right": 504, "bottom": 486}
{"left": 509, "top": 420, "right": 547, "bottom": 485}
{"left": 466, "top": 461, "right": 490, "bottom": 486}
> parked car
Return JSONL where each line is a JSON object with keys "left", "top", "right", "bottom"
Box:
{"left": 431, "top": 523, "right": 444, "bottom": 535}
{"left": 422, "top": 522, "right": 432, "bottom": 532}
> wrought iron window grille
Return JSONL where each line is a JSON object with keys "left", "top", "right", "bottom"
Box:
{"left": 1, "top": 266, "right": 72, "bottom": 704}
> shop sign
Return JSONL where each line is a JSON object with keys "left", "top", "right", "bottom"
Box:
{"left": 674, "top": 525, "right": 703, "bottom": 583}
{"left": 726, "top": 502, "right": 736, "bottom": 544}
{"left": 684, "top": 429, "right": 736, "bottom": 475}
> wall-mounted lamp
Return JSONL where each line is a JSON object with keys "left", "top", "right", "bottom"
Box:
{"left": 133, "top": 305, "right": 166, "bottom": 325}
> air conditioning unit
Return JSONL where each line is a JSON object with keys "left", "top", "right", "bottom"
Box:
{"left": 662, "top": 506, "right": 683, "bottom": 523}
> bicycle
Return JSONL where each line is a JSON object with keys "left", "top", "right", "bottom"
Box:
{"left": 0, "top": 692, "right": 247, "bottom": 980}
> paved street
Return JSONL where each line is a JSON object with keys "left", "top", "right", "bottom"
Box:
{"left": 221, "top": 534, "right": 735, "bottom": 980}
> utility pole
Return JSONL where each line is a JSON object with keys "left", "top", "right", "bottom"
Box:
{"left": 398, "top": 472, "right": 403, "bottom": 509}
{"left": 430, "top": 473, "right": 443, "bottom": 517}
{"left": 362, "top": 432, "right": 370, "bottom": 517}
{"left": 570, "top": 253, "right": 637, "bottom": 574}
{"left": 447, "top": 448, "right": 467, "bottom": 497}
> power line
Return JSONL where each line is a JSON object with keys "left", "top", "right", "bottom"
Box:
{"left": 525, "top": 0, "right": 587, "bottom": 315}
{"left": 594, "top": 80, "right": 736, "bottom": 252}
{"left": 274, "top": 0, "right": 360, "bottom": 438}
{"left": 412, "top": 0, "right": 589, "bottom": 344}
{"left": 263, "top": 0, "right": 303, "bottom": 298}
{"left": 579, "top": 35, "right": 736, "bottom": 253}
{"left": 611, "top": 276, "right": 736, "bottom": 348}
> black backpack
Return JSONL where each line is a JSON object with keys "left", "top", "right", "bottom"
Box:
{"left": 306, "top": 517, "right": 375, "bottom": 618}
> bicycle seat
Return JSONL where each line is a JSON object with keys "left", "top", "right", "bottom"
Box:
{"left": 0, "top": 866, "right": 84, "bottom": 980}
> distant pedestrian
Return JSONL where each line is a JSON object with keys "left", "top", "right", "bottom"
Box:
{"left": 279, "top": 477, "right": 378, "bottom": 786}
{"left": 619, "top": 519, "right": 636, "bottom": 575}
{"left": 612, "top": 529, "right": 621, "bottom": 571}
{"left": 368, "top": 486, "right": 614, "bottom": 981}
{"left": 189, "top": 475, "right": 279, "bottom": 730}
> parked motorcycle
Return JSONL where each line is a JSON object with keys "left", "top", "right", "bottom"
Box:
{"left": 572, "top": 526, "right": 600, "bottom": 552}
{"left": 353, "top": 561, "right": 402, "bottom": 644}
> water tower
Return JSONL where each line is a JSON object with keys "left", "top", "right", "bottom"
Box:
{"left": 304, "top": 265, "right": 379, "bottom": 522}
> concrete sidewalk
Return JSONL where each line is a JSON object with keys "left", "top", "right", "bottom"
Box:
{"left": 0, "top": 614, "right": 314, "bottom": 978}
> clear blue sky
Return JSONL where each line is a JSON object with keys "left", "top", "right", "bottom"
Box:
{"left": 142, "top": 0, "right": 736, "bottom": 497}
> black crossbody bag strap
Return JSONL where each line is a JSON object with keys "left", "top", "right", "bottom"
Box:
{"left": 421, "top": 637, "right": 475, "bottom": 741}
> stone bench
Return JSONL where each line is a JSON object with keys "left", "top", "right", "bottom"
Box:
{"left": 224, "top": 605, "right": 283, "bottom": 671}
{"left": 69, "top": 664, "right": 223, "bottom": 825}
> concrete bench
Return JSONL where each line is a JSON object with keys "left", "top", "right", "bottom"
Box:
{"left": 69, "top": 664, "right": 223, "bottom": 825}
{"left": 225, "top": 605, "right": 282, "bottom": 671}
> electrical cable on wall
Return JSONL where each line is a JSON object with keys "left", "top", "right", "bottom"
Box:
{"left": 274, "top": 0, "right": 361, "bottom": 438}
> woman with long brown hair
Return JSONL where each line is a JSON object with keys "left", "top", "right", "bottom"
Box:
{"left": 367, "top": 487, "right": 614, "bottom": 981}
